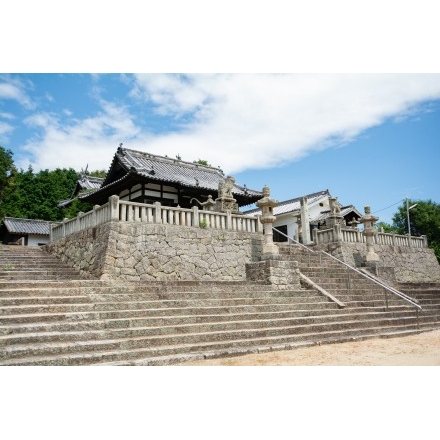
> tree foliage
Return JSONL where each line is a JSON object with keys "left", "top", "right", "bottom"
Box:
{"left": 375, "top": 221, "right": 395, "bottom": 233}
{"left": 0, "top": 165, "right": 87, "bottom": 221}
{"left": 392, "top": 199, "right": 440, "bottom": 262}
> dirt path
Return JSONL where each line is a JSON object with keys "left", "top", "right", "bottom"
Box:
{"left": 177, "top": 329, "right": 440, "bottom": 366}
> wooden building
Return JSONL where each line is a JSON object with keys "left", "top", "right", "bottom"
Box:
{"left": 79, "top": 146, "right": 262, "bottom": 209}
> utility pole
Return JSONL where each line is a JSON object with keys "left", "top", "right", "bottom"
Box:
{"left": 406, "top": 198, "right": 418, "bottom": 238}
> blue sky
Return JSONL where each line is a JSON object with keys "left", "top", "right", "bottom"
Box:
{"left": 1, "top": 73, "right": 439, "bottom": 224}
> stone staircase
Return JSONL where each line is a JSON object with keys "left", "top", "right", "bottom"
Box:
{"left": 278, "top": 243, "right": 440, "bottom": 331}
{"left": 0, "top": 245, "right": 86, "bottom": 281}
{"left": 1, "top": 244, "right": 439, "bottom": 366}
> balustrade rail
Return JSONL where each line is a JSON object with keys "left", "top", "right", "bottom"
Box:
{"left": 50, "top": 195, "right": 262, "bottom": 241}
{"left": 312, "top": 225, "right": 427, "bottom": 248}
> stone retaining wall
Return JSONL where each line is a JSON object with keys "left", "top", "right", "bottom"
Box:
{"left": 317, "top": 242, "right": 440, "bottom": 283}
{"left": 246, "top": 260, "right": 301, "bottom": 290}
{"left": 45, "top": 221, "right": 263, "bottom": 282}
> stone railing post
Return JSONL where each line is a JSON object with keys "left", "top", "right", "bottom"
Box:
{"left": 422, "top": 235, "right": 428, "bottom": 248}
{"left": 62, "top": 218, "right": 68, "bottom": 238}
{"left": 255, "top": 215, "right": 262, "bottom": 233}
{"left": 192, "top": 205, "right": 199, "bottom": 227}
{"left": 154, "top": 201, "right": 162, "bottom": 224}
{"left": 226, "top": 210, "right": 232, "bottom": 230}
{"left": 109, "top": 195, "right": 120, "bottom": 221}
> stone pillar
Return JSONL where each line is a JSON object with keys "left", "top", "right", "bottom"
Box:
{"left": 256, "top": 186, "right": 279, "bottom": 260}
{"left": 154, "top": 201, "right": 162, "bottom": 224}
{"left": 300, "top": 197, "right": 311, "bottom": 245}
{"left": 359, "top": 205, "right": 380, "bottom": 263}
{"left": 109, "top": 195, "right": 120, "bottom": 221}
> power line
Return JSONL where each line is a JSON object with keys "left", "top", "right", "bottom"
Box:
{"left": 373, "top": 199, "right": 405, "bottom": 214}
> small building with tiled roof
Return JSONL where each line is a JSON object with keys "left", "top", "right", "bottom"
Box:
{"left": 245, "top": 190, "right": 361, "bottom": 242}
{"left": 311, "top": 204, "right": 362, "bottom": 228}
{"left": 0, "top": 217, "right": 55, "bottom": 246}
{"left": 79, "top": 146, "right": 262, "bottom": 209}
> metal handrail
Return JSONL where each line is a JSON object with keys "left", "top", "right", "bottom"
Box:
{"left": 272, "top": 227, "right": 422, "bottom": 311}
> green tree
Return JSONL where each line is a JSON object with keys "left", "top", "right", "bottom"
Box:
{"left": 375, "top": 221, "right": 395, "bottom": 233}
{"left": 0, "top": 166, "right": 84, "bottom": 221}
{"left": 392, "top": 199, "right": 440, "bottom": 262}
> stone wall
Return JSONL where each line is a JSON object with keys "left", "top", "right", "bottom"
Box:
{"left": 45, "top": 221, "right": 263, "bottom": 282}
{"left": 246, "top": 260, "right": 300, "bottom": 290}
{"left": 316, "top": 242, "right": 440, "bottom": 283}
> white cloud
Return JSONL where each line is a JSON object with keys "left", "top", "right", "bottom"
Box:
{"left": 20, "top": 101, "right": 145, "bottom": 171}
{"left": 129, "top": 74, "right": 440, "bottom": 173}
{"left": 0, "top": 77, "right": 34, "bottom": 109}
{"left": 19, "top": 74, "right": 440, "bottom": 175}
{"left": 0, "top": 121, "right": 14, "bottom": 138}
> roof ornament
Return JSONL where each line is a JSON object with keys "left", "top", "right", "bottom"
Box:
{"left": 149, "top": 166, "right": 155, "bottom": 175}
{"left": 195, "top": 178, "right": 199, "bottom": 186}
{"left": 190, "top": 195, "right": 215, "bottom": 211}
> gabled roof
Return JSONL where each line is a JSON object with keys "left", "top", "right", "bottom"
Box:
{"left": 2, "top": 217, "right": 53, "bottom": 236}
{"left": 82, "top": 147, "right": 262, "bottom": 205}
{"left": 76, "top": 175, "right": 104, "bottom": 192}
{"left": 312, "top": 205, "right": 362, "bottom": 223}
{"left": 245, "top": 190, "right": 331, "bottom": 216}
{"left": 58, "top": 174, "right": 105, "bottom": 208}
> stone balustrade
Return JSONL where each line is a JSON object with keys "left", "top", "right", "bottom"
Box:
{"left": 313, "top": 226, "right": 427, "bottom": 248}
{"left": 51, "top": 195, "right": 262, "bottom": 242}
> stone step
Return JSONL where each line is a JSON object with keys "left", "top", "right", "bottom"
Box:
{"left": 0, "top": 280, "right": 281, "bottom": 293}
{"left": 1, "top": 305, "right": 420, "bottom": 335}
{"left": 0, "top": 300, "right": 345, "bottom": 325}
{"left": 0, "top": 308, "right": 424, "bottom": 345}
{"left": 0, "top": 296, "right": 339, "bottom": 316}
{"left": 0, "top": 321, "right": 427, "bottom": 366}
{"left": 0, "top": 286, "right": 314, "bottom": 300}
{"left": 1, "top": 311, "right": 424, "bottom": 348}
{"left": 0, "top": 290, "right": 327, "bottom": 306}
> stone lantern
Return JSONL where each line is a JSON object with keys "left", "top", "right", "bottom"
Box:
{"left": 256, "top": 185, "right": 279, "bottom": 259}
{"left": 359, "top": 205, "right": 380, "bottom": 263}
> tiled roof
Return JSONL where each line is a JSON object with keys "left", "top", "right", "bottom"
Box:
{"left": 77, "top": 175, "right": 104, "bottom": 191}
{"left": 106, "top": 147, "right": 261, "bottom": 196}
{"left": 312, "top": 205, "right": 362, "bottom": 223}
{"left": 245, "top": 190, "right": 331, "bottom": 216}
{"left": 83, "top": 147, "right": 262, "bottom": 205}
{"left": 58, "top": 175, "right": 105, "bottom": 207}
{"left": 3, "top": 217, "right": 53, "bottom": 235}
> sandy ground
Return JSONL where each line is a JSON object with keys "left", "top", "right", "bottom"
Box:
{"left": 177, "top": 329, "right": 440, "bottom": 366}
